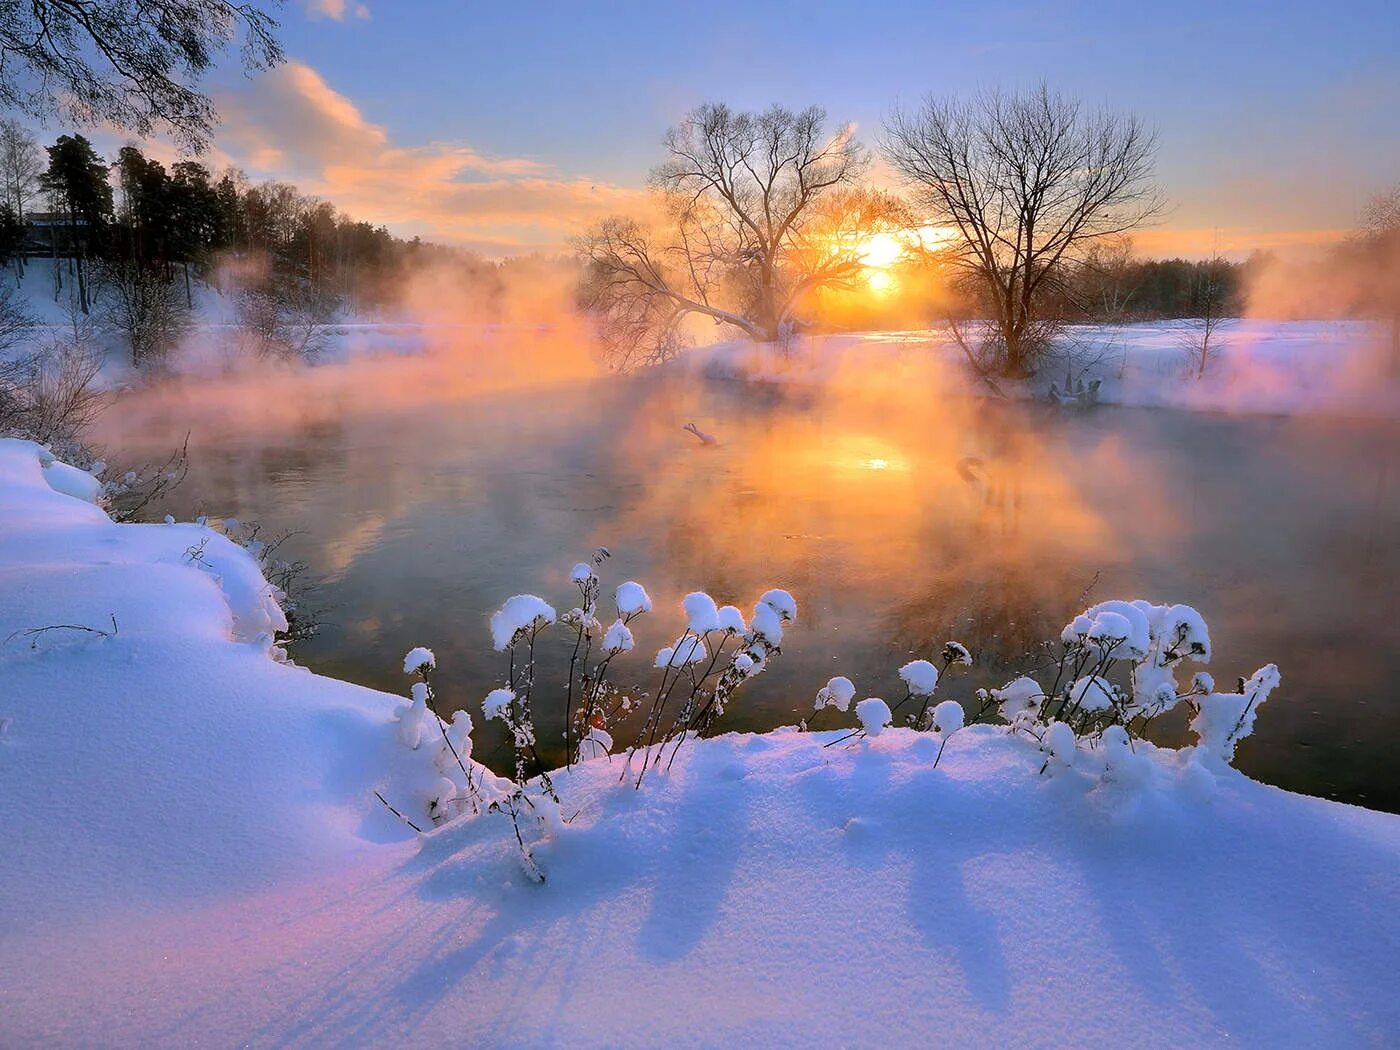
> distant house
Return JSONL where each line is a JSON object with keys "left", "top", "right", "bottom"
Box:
{"left": 22, "top": 212, "right": 89, "bottom": 257}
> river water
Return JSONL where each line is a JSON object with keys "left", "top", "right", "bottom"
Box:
{"left": 94, "top": 365, "right": 1400, "bottom": 812}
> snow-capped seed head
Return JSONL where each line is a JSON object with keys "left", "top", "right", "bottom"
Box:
{"left": 942, "top": 641, "right": 972, "bottom": 667}
{"left": 1192, "top": 672, "right": 1215, "bottom": 694}
{"left": 483, "top": 688, "right": 515, "bottom": 721}
{"left": 932, "top": 699, "right": 965, "bottom": 734}
{"left": 489, "top": 594, "right": 557, "bottom": 651}
{"left": 815, "top": 675, "right": 856, "bottom": 712}
{"left": 602, "top": 618, "right": 634, "bottom": 654}
{"left": 856, "top": 697, "right": 893, "bottom": 737}
{"left": 683, "top": 591, "right": 721, "bottom": 634}
{"left": 403, "top": 647, "right": 436, "bottom": 675}
{"left": 1159, "top": 603, "right": 1212, "bottom": 661}
{"left": 1067, "top": 676, "right": 1115, "bottom": 712}
{"left": 758, "top": 588, "right": 797, "bottom": 624}
{"left": 570, "top": 562, "right": 595, "bottom": 584}
{"left": 716, "top": 605, "right": 748, "bottom": 634}
{"left": 734, "top": 652, "right": 755, "bottom": 674}
{"left": 615, "top": 581, "right": 652, "bottom": 617}
{"left": 656, "top": 634, "right": 708, "bottom": 668}
{"left": 992, "top": 677, "right": 1043, "bottom": 720}
{"left": 749, "top": 602, "right": 784, "bottom": 645}
{"left": 898, "top": 660, "right": 939, "bottom": 697}
{"left": 1069, "top": 601, "right": 1151, "bottom": 661}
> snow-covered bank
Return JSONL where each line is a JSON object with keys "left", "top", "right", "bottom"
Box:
{"left": 689, "top": 321, "right": 1400, "bottom": 419}
{"left": 3, "top": 437, "right": 1400, "bottom": 1047}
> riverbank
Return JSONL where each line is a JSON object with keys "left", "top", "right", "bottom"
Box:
{"left": 2, "top": 436, "right": 1399, "bottom": 1046}
{"left": 687, "top": 320, "right": 1400, "bottom": 419}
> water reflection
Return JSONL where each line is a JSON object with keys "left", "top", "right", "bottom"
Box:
{"left": 93, "top": 368, "right": 1400, "bottom": 812}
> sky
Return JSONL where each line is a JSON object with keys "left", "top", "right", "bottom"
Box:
{"left": 164, "top": 0, "right": 1400, "bottom": 257}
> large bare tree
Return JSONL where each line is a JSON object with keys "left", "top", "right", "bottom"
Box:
{"left": 578, "top": 103, "right": 899, "bottom": 368}
{"left": 883, "top": 84, "right": 1163, "bottom": 377}
{"left": 0, "top": 0, "right": 284, "bottom": 151}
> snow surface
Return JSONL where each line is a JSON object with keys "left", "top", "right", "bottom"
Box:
{"left": 3, "top": 437, "right": 1400, "bottom": 1047}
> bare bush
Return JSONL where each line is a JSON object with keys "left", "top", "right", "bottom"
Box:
{"left": 235, "top": 273, "right": 337, "bottom": 361}
{"left": 94, "top": 259, "right": 189, "bottom": 367}
{"left": 0, "top": 288, "right": 108, "bottom": 449}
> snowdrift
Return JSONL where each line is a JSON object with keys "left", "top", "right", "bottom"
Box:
{"left": 2, "top": 437, "right": 1399, "bottom": 1047}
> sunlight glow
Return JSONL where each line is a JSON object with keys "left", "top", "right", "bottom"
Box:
{"left": 859, "top": 233, "right": 904, "bottom": 269}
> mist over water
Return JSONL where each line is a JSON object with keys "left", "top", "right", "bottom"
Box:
{"left": 94, "top": 349, "right": 1400, "bottom": 812}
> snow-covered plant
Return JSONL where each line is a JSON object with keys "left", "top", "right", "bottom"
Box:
{"left": 822, "top": 639, "right": 972, "bottom": 747}
{"left": 100, "top": 439, "right": 190, "bottom": 523}
{"left": 988, "top": 599, "right": 1279, "bottom": 777}
{"left": 855, "top": 697, "right": 892, "bottom": 738}
{"left": 622, "top": 587, "right": 796, "bottom": 787}
{"left": 487, "top": 593, "right": 561, "bottom": 805}
{"left": 381, "top": 647, "right": 559, "bottom": 882}
{"left": 397, "top": 647, "right": 484, "bottom": 823}
{"left": 818, "top": 600, "right": 1278, "bottom": 780}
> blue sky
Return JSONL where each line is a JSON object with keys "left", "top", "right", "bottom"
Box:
{"left": 196, "top": 0, "right": 1400, "bottom": 255}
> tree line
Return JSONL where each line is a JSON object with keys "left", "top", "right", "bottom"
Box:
{"left": 0, "top": 120, "right": 436, "bottom": 311}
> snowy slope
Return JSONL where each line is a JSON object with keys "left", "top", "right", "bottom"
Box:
{"left": 2, "top": 438, "right": 1400, "bottom": 1047}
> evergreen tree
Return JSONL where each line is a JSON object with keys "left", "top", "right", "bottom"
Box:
{"left": 39, "top": 135, "right": 113, "bottom": 312}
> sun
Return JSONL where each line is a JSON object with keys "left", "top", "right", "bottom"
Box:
{"left": 859, "top": 232, "right": 904, "bottom": 269}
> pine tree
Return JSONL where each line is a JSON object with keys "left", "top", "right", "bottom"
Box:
{"left": 39, "top": 135, "right": 112, "bottom": 313}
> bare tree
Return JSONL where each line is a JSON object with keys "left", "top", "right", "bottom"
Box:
{"left": 883, "top": 84, "right": 1164, "bottom": 377}
{"left": 578, "top": 103, "right": 898, "bottom": 367}
{"left": 0, "top": 0, "right": 283, "bottom": 151}
{"left": 1180, "top": 253, "right": 1232, "bottom": 379}
{"left": 1355, "top": 184, "right": 1400, "bottom": 375}
{"left": 0, "top": 118, "right": 41, "bottom": 226}
{"left": 235, "top": 268, "right": 336, "bottom": 361}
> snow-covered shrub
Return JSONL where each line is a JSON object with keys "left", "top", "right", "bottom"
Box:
{"left": 1000, "top": 600, "right": 1277, "bottom": 776}
{"left": 820, "top": 599, "right": 1279, "bottom": 782}
{"left": 624, "top": 586, "right": 797, "bottom": 787}
{"left": 384, "top": 648, "right": 558, "bottom": 882}
{"left": 473, "top": 566, "right": 798, "bottom": 788}
{"left": 819, "top": 639, "right": 972, "bottom": 745}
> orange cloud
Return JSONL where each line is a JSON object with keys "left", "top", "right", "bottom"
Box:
{"left": 213, "top": 62, "right": 646, "bottom": 254}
